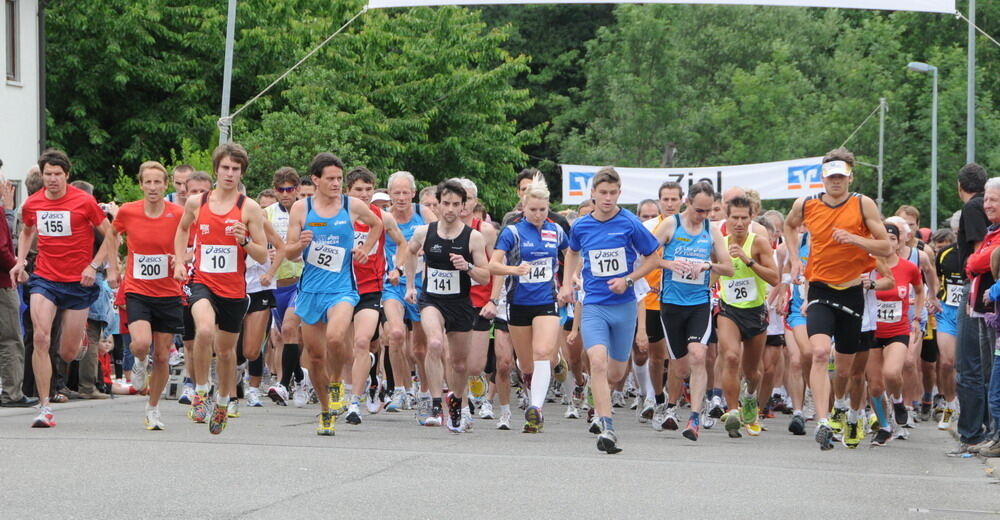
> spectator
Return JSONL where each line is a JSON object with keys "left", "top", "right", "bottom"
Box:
{"left": 257, "top": 188, "right": 277, "bottom": 208}
{"left": 0, "top": 179, "right": 34, "bottom": 407}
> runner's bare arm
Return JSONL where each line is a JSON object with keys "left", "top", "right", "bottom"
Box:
{"left": 709, "top": 224, "right": 735, "bottom": 277}
{"left": 350, "top": 196, "right": 383, "bottom": 264}
{"left": 751, "top": 233, "right": 779, "bottom": 286}
{"left": 782, "top": 197, "right": 805, "bottom": 280}
{"left": 489, "top": 248, "right": 528, "bottom": 277}
{"left": 284, "top": 200, "right": 308, "bottom": 260}
{"left": 260, "top": 219, "right": 285, "bottom": 286}
{"left": 559, "top": 249, "right": 581, "bottom": 304}
{"left": 836, "top": 196, "right": 891, "bottom": 257}
{"left": 650, "top": 216, "right": 678, "bottom": 270}
{"left": 404, "top": 225, "right": 428, "bottom": 297}
{"left": 97, "top": 219, "right": 120, "bottom": 288}
{"left": 382, "top": 212, "right": 408, "bottom": 271}
{"left": 240, "top": 199, "right": 268, "bottom": 265}
{"left": 420, "top": 204, "right": 438, "bottom": 224}
{"left": 173, "top": 196, "right": 201, "bottom": 281}
{"left": 466, "top": 230, "right": 490, "bottom": 286}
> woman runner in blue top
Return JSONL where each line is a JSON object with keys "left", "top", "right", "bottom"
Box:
{"left": 490, "top": 173, "right": 568, "bottom": 434}
{"left": 284, "top": 153, "right": 382, "bottom": 436}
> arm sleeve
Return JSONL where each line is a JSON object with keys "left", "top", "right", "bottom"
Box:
{"left": 21, "top": 200, "right": 35, "bottom": 227}
{"left": 495, "top": 227, "right": 513, "bottom": 252}
{"left": 963, "top": 200, "right": 989, "bottom": 245}
{"left": 633, "top": 217, "right": 660, "bottom": 257}
{"left": 965, "top": 231, "right": 998, "bottom": 277}
{"left": 0, "top": 215, "right": 17, "bottom": 272}
{"left": 567, "top": 222, "right": 581, "bottom": 252}
{"left": 86, "top": 196, "right": 106, "bottom": 227}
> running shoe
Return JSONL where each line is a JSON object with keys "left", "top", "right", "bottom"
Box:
{"left": 920, "top": 400, "right": 933, "bottom": 422}
{"left": 815, "top": 423, "right": 834, "bottom": 450}
{"left": 293, "top": 382, "right": 310, "bottom": 409}
{"left": 317, "top": 410, "right": 336, "bottom": 436}
{"left": 468, "top": 375, "right": 488, "bottom": 399}
{"left": 629, "top": 394, "right": 642, "bottom": 411}
{"left": 938, "top": 408, "right": 955, "bottom": 430}
{"left": 327, "top": 383, "right": 345, "bottom": 415}
{"left": 523, "top": 406, "right": 543, "bottom": 433}
{"left": 227, "top": 399, "right": 240, "bottom": 418}
{"left": 246, "top": 387, "right": 263, "bottom": 407}
{"left": 703, "top": 416, "right": 716, "bottom": 429}
{"left": 739, "top": 395, "right": 758, "bottom": 426}
{"left": 386, "top": 388, "right": 405, "bottom": 412}
{"left": 904, "top": 408, "right": 917, "bottom": 429}
{"left": 682, "top": 418, "right": 700, "bottom": 441}
{"left": 871, "top": 428, "right": 891, "bottom": 447}
{"left": 31, "top": 406, "right": 56, "bottom": 428}
{"left": 144, "top": 407, "right": 165, "bottom": 431}
{"left": 745, "top": 420, "right": 762, "bottom": 437}
{"left": 611, "top": 391, "right": 626, "bottom": 408}
{"left": 346, "top": 403, "right": 363, "bottom": 425}
{"left": 708, "top": 396, "right": 724, "bottom": 419}
{"left": 178, "top": 385, "right": 195, "bottom": 405}
{"left": 425, "top": 405, "right": 443, "bottom": 427}
{"left": 892, "top": 427, "right": 910, "bottom": 440}
{"left": 723, "top": 409, "right": 742, "bottom": 438}
{"left": 132, "top": 357, "right": 148, "bottom": 393}
{"left": 479, "top": 400, "right": 495, "bottom": 420}
{"left": 639, "top": 398, "right": 655, "bottom": 422}
{"left": 209, "top": 404, "right": 228, "bottom": 435}
{"left": 588, "top": 417, "right": 602, "bottom": 435}
{"left": 651, "top": 403, "right": 668, "bottom": 431}
{"left": 969, "top": 438, "right": 997, "bottom": 454}
{"left": 366, "top": 395, "right": 381, "bottom": 415}
{"left": 597, "top": 429, "right": 622, "bottom": 454}
{"left": 828, "top": 407, "right": 847, "bottom": 434}
{"left": 415, "top": 397, "right": 431, "bottom": 425}
{"left": 572, "top": 385, "right": 586, "bottom": 410}
{"left": 892, "top": 402, "right": 908, "bottom": 426}
{"left": 267, "top": 383, "right": 289, "bottom": 406}
{"left": 462, "top": 408, "right": 474, "bottom": 432}
{"left": 497, "top": 409, "right": 512, "bottom": 430}
{"left": 565, "top": 402, "right": 580, "bottom": 419}
{"left": 188, "top": 393, "right": 210, "bottom": 423}
{"left": 446, "top": 393, "right": 463, "bottom": 433}
{"left": 663, "top": 406, "right": 680, "bottom": 431}
{"left": 842, "top": 421, "right": 862, "bottom": 448}
{"left": 868, "top": 413, "right": 880, "bottom": 433}
{"left": 788, "top": 414, "right": 806, "bottom": 435}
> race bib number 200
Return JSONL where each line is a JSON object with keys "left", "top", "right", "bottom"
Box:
{"left": 134, "top": 254, "right": 168, "bottom": 280}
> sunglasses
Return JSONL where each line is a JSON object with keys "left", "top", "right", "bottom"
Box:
{"left": 692, "top": 208, "right": 711, "bottom": 214}
{"left": 275, "top": 186, "right": 297, "bottom": 193}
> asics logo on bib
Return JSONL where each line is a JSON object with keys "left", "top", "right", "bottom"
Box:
{"left": 203, "top": 245, "right": 232, "bottom": 255}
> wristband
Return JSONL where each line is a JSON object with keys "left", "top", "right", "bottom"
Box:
{"left": 781, "top": 273, "right": 792, "bottom": 284}
{"left": 89, "top": 262, "right": 100, "bottom": 270}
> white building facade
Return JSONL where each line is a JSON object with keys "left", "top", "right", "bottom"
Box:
{"left": 0, "top": 0, "right": 39, "bottom": 203}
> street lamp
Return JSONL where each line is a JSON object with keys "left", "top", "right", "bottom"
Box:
{"left": 908, "top": 61, "right": 938, "bottom": 230}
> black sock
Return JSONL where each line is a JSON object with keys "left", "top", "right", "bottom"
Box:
{"left": 248, "top": 356, "right": 264, "bottom": 378}
{"left": 383, "top": 348, "right": 395, "bottom": 390}
{"left": 280, "top": 344, "right": 301, "bottom": 388}
{"left": 655, "top": 393, "right": 666, "bottom": 405}
{"left": 432, "top": 397, "right": 442, "bottom": 409}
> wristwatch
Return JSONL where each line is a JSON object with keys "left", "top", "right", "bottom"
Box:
{"left": 625, "top": 277, "right": 635, "bottom": 288}
{"left": 746, "top": 259, "right": 756, "bottom": 268}
{"left": 490, "top": 298, "right": 500, "bottom": 306}
{"left": 239, "top": 237, "right": 250, "bottom": 247}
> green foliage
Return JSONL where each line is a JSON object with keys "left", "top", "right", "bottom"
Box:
{"left": 166, "top": 138, "right": 214, "bottom": 175}
{"left": 110, "top": 168, "right": 142, "bottom": 203}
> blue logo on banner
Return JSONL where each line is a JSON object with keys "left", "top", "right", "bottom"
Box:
{"left": 787, "top": 164, "right": 823, "bottom": 190}
{"left": 568, "top": 171, "right": 595, "bottom": 197}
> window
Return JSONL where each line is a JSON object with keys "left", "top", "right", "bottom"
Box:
{"left": 5, "top": 0, "right": 17, "bottom": 82}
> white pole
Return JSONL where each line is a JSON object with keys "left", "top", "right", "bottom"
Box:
{"left": 931, "top": 69, "right": 938, "bottom": 230}
{"left": 219, "top": 0, "right": 238, "bottom": 145}
{"left": 877, "top": 97, "right": 885, "bottom": 213}
{"left": 967, "top": 0, "right": 976, "bottom": 163}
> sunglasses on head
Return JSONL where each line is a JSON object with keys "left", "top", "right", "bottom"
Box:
{"left": 275, "top": 186, "right": 296, "bottom": 193}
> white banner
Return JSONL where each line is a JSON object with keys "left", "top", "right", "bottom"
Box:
{"left": 368, "top": 0, "right": 954, "bottom": 14}
{"left": 561, "top": 157, "right": 827, "bottom": 204}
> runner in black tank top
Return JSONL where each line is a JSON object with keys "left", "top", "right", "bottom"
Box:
{"left": 404, "top": 180, "right": 491, "bottom": 433}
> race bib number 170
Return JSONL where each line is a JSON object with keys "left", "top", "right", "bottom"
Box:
{"left": 588, "top": 248, "right": 626, "bottom": 277}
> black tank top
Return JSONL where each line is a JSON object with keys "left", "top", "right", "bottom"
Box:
{"left": 422, "top": 222, "right": 473, "bottom": 301}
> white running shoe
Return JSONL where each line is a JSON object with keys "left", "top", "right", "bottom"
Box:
{"left": 292, "top": 384, "right": 309, "bottom": 408}
{"left": 938, "top": 408, "right": 955, "bottom": 430}
{"left": 462, "top": 408, "right": 474, "bottom": 431}
{"left": 267, "top": 383, "right": 289, "bottom": 406}
{"left": 227, "top": 400, "right": 240, "bottom": 418}
{"left": 168, "top": 349, "right": 184, "bottom": 366}
{"left": 651, "top": 403, "right": 667, "bottom": 431}
{"left": 612, "top": 391, "right": 626, "bottom": 408}
{"left": 497, "top": 410, "right": 512, "bottom": 430}
{"left": 565, "top": 402, "right": 580, "bottom": 419}
{"left": 246, "top": 387, "right": 263, "bottom": 407}
{"left": 178, "top": 385, "right": 196, "bottom": 405}
{"left": 638, "top": 398, "right": 655, "bottom": 423}
{"left": 131, "top": 357, "right": 148, "bottom": 393}
{"left": 366, "top": 397, "right": 380, "bottom": 414}
{"left": 479, "top": 400, "right": 495, "bottom": 419}
{"left": 144, "top": 407, "right": 165, "bottom": 430}
{"left": 386, "top": 388, "right": 405, "bottom": 412}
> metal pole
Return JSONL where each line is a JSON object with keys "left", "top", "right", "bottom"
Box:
{"left": 219, "top": 0, "right": 238, "bottom": 145}
{"left": 931, "top": 69, "right": 938, "bottom": 230}
{"left": 877, "top": 97, "right": 885, "bottom": 213}
{"left": 966, "top": 0, "right": 976, "bottom": 163}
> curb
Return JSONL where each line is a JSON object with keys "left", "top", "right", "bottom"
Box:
{"left": 947, "top": 427, "right": 1000, "bottom": 480}
{"left": 0, "top": 394, "right": 144, "bottom": 418}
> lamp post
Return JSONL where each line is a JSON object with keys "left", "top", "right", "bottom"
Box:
{"left": 908, "top": 61, "right": 938, "bottom": 230}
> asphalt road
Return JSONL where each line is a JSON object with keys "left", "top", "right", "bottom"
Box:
{"left": 1, "top": 396, "right": 997, "bottom": 519}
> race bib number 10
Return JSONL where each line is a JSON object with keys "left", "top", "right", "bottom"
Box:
{"left": 200, "top": 245, "right": 238, "bottom": 274}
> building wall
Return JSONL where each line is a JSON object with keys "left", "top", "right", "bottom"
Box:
{"left": 0, "top": 0, "right": 39, "bottom": 204}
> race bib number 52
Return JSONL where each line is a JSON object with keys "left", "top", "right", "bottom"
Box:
{"left": 307, "top": 243, "right": 345, "bottom": 272}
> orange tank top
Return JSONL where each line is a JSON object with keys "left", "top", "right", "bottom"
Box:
{"left": 192, "top": 192, "right": 248, "bottom": 299}
{"left": 803, "top": 193, "right": 875, "bottom": 285}
{"left": 643, "top": 215, "right": 664, "bottom": 311}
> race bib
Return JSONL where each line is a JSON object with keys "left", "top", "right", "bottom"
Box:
{"left": 876, "top": 301, "right": 902, "bottom": 323}
{"left": 724, "top": 277, "right": 757, "bottom": 303}
{"left": 519, "top": 258, "right": 553, "bottom": 284}
{"left": 671, "top": 256, "right": 706, "bottom": 285}
{"left": 588, "top": 247, "right": 626, "bottom": 277}
{"left": 200, "top": 245, "right": 238, "bottom": 274}
{"left": 354, "top": 231, "right": 376, "bottom": 256}
{"left": 134, "top": 254, "right": 168, "bottom": 280}
{"left": 426, "top": 267, "right": 459, "bottom": 295}
{"left": 306, "top": 243, "right": 345, "bottom": 272}
{"left": 37, "top": 210, "right": 71, "bottom": 237}
{"left": 946, "top": 283, "right": 962, "bottom": 306}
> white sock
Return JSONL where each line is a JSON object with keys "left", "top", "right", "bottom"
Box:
{"left": 633, "top": 360, "right": 654, "bottom": 400}
{"left": 847, "top": 408, "right": 860, "bottom": 423}
{"left": 195, "top": 384, "right": 210, "bottom": 395}
{"left": 500, "top": 404, "right": 510, "bottom": 414}
{"left": 834, "top": 396, "right": 848, "bottom": 410}
{"left": 145, "top": 403, "right": 157, "bottom": 412}
{"left": 418, "top": 391, "right": 430, "bottom": 399}
{"left": 350, "top": 394, "right": 361, "bottom": 405}
{"left": 218, "top": 395, "right": 230, "bottom": 406}
{"left": 530, "top": 361, "right": 551, "bottom": 409}
{"left": 345, "top": 384, "right": 353, "bottom": 394}
{"left": 394, "top": 386, "right": 405, "bottom": 393}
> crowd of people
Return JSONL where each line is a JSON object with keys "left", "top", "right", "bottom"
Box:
{"left": 0, "top": 144, "right": 997, "bottom": 456}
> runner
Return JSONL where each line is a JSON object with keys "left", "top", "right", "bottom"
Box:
{"left": 867, "top": 222, "right": 922, "bottom": 445}
{"left": 166, "top": 164, "right": 192, "bottom": 205}
{"left": 489, "top": 173, "right": 568, "bottom": 433}
{"left": 716, "top": 196, "right": 779, "bottom": 438}
{"left": 782, "top": 148, "right": 892, "bottom": 450}
{"left": 646, "top": 182, "right": 735, "bottom": 442}
{"left": 382, "top": 171, "right": 436, "bottom": 419}
{"left": 12, "top": 149, "right": 121, "bottom": 428}
{"left": 931, "top": 229, "right": 960, "bottom": 429}
{"left": 404, "top": 179, "right": 490, "bottom": 433}
{"left": 112, "top": 161, "right": 184, "bottom": 430}
{"left": 173, "top": 143, "right": 269, "bottom": 435}
{"left": 344, "top": 166, "right": 407, "bottom": 425}
{"left": 559, "top": 167, "right": 661, "bottom": 453}
{"left": 283, "top": 153, "right": 382, "bottom": 436}
{"left": 176, "top": 171, "right": 213, "bottom": 405}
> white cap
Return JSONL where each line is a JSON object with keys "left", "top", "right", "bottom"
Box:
{"left": 822, "top": 160, "right": 852, "bottom": 177}
{"left": 372, "top": 192, "right": 391, "bottom": 203}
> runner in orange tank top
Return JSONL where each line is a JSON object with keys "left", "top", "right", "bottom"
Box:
{"left": 782, "top": 147, "right": 893, "bottom": 451}
{"left": 173, "top": 143, "right": 268, "bottom": 435}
